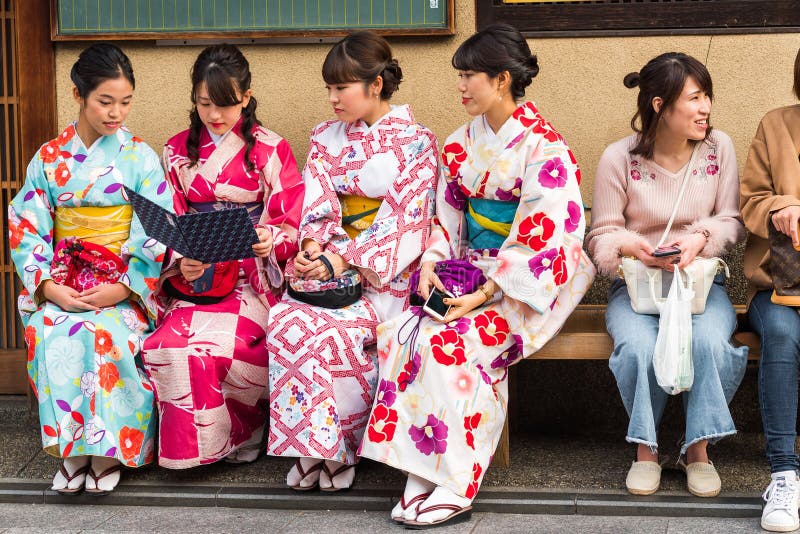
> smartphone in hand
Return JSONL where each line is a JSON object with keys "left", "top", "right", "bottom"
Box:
{"left": 652, "top": 246, "right": 681, "bottom": 258}
{"left": 423, "top": 288, "right": 453, "bottom": 321}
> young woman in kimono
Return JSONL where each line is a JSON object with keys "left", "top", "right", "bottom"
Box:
{"left": 266, "top": 31, "right": 438, "bottom": 491}
{"left": 358, "top": 24, "right": 595, "bottom": 527}
{"left": 9, "top": 43, "right": 172, "bottom": 494}
{"left": 587, "top": 54, "right": 746, "bottom": 498}
{"left": 141, "top": 44, "right": 303, "bottom": 468}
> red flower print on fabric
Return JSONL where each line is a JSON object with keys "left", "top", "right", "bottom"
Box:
{"left": 398, "top": 351, "right": 422, "bottom": 392}
{"left": 512, "top": 102, "right": 538, "bottom": 127}
{"left": 552, "top": 247, "right": 569, "bottom": 286}
{"left": 9, "top": 218, "right": 36, "bottom": 250}
{"left": 39, "top": 140, "right": 60, "bottom": 164}
{"left": 430, "top": 328, "right": 466, "bottom": 366}
{"left": 464, "top": 413, "right": 482, "bottom": 450}
{"left": 58, "top": 124, "right": 75, "bottom": 146}
{"left": 442, "top": 142, "right": 467, "bottom": 178}
{"left": 95, "top": 329, "right": 113, "bottom": 355}
{"left": 517, "top": 212, "right": 555, "bottom": 251}
{"left": 465, "top": 462, "right": 483, "bottom": 499}
{"left": 474, "top": 310, "right": 510, "bottom": 347}
{"left": 538, "top": 158, "right": 568, "bottom": 189}
{"left": 25, "top": 326, "right": 36, "bottom": 363}
{"left": 54, "top": 162, "right": 71, "bottom": 187}
{"left": 98, "top": 362, "right": 119, "bottom": 393}
{"left": 119, "top": 426, "right": 144, "bottom": 462}
{"left": 367, "top": 403, "right": 398, "bottom": 443}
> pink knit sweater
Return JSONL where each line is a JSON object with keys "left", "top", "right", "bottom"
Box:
{"left": 587, "top": 130, "right": 745, "bottom": 276}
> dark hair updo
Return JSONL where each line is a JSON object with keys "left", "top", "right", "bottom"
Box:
{"left": 187, "top": 44, "right": 261, "bottom": 171}
{"left": 70, "top": 43, "right": 135, "bottom": 98}
{"left": 452, "top": 23, "right": 538, "bottom": 100}
{"left": 625, "top": 52, "right": 713, "bottom": 159}
{"left": 322, "top": 31, "right": 402, "bottom": 100}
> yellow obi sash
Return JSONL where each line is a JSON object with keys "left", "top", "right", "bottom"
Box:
{"left": 339, "top": 194, "right": 382, "bottom": 239}
{"left": 54, "top": 205, "right": 133, "bottom": 255}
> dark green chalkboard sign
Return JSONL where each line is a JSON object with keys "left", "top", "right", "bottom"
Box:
{"left": 52, "top": 0, "right": 454, "bottom": 40}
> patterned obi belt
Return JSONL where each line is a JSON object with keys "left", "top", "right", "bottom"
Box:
{"left": 54, "top": 205, "right": 133, "bottom": 255}
{"left": 465, "top": 198, "right": 519, "bottom": 250}
{"left": 339, "top": 194, "right": 382, "bottom": 239}
{"left": 188, "top": 200, "right": 264, "bottom": 226}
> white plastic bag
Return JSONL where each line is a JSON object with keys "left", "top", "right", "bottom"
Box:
{"left": 651, "top": 268, "right": 694, "bottom": 395}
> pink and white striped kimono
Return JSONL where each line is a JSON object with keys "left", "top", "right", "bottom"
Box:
{"left": 267, "top": 105, "right": 438, "bottom": 465}
{"left": 142, "top": 119, "right": 303, "bottom": 468}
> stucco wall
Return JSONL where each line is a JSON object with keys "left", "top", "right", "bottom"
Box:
{"left": 54, "top": 2, "right": 799, "bottom": 206}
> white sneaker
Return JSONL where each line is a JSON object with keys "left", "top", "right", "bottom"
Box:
{"left": 762, "top": 471, "right": 800, "bottom": 532}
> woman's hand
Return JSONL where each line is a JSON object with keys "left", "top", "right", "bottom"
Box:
{"left": 417, "top": 261, "right": 444, "bottom": 301}
{"left": 620, "top": 238, "right": 675, "bottom": 271}
{"left": 771, "top": 205, "right": 800, "bottom": 247}
{"left": 297, "top": 252, "right": 349, "bottom": 281}
{"left": 42, "top": 280, "right": 99, "bottom": 312}
{"left": 77, "top": 283, "right": 132, "bottom": 308}
{"left": 439, "top": 291, "right": 486, "bottom": 323}
{"left": 252, "top": 227, "right": 274, "bottom": 258}
{"left": 672, "top": 232, "right": 708, "bottom": 270}
{"left": 180, "top": 257, "right": 211, "bottom": 282}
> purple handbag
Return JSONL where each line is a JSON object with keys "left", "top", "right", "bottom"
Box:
{"left": 408, "top": 259, "right": 487, "bottom": 306}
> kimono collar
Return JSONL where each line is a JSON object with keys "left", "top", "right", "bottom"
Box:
{"left": 61, "top": 122, "right": 131, "bottom": 158}
{"left": 198, "top": 115, "right": 247, "bottom": 147}
{"left": 344, "top": 104, "right": 414, "bottom": 136}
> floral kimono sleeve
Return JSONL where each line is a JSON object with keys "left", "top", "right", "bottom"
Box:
{"left": 422, "top": 139, "right": 470, "bottom": 264}
{"left": 489, "top": 137, "right": 586, "bottom": 314}
{"left": 119, "top": 144, "right": 172, "bottom": 320}
{"left": 8, "top": 154, "right": 56, "bottom": 303}
{"left": 329, "top": 131, "right": 437, "bottom": 285}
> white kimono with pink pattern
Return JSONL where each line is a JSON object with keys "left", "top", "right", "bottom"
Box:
{"left": 267, "top": 105, "right": 439, "bottom": 464}
{"left": 359, "top": 102, "right": 596, "bottom": 498}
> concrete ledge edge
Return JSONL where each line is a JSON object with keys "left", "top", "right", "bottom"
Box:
{"left": 0, "top": 480, "right": 762, "bottom": 517}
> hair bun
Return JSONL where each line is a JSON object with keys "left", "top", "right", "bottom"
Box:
{"left": 623, "top": 72, "right": 641, "bottom": 89}
{"left": 527, "top": 54, "right": 539, "bottom": 79}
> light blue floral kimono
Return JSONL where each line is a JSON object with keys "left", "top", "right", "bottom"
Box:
{"left": 9, "top": 124, "right": 171, "bottom": 466}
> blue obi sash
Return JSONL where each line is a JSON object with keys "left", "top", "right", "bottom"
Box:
{"left": 465, "top": 198, "right": 518, "bottom": 250}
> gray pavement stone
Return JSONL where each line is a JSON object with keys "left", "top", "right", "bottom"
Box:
{"left": 0, "top": 503, "right": 114, "bottom": 529}
{"left": 89, "top": 505, "right": 298, "bottom": 532}
{"left": 666, "top": 517, "right": 762, "bottom": 533}
{"left": 473, "top": 514, "right": 670, "bottom": 533}
{"left": 280, "top": 510, "right": 481, "bottom": 534}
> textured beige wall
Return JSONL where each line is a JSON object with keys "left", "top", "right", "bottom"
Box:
{"left": 54, "top": 2, "right": 799, "bottom": 206}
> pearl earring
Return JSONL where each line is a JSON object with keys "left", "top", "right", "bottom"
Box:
{"left": 498, "top": 94, "right": 502, "bottom": 101}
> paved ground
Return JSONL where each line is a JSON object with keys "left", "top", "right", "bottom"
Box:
{"left": 0, "top": 504, "right": 767, "bottom": 533}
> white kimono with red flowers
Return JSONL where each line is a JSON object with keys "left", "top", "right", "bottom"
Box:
{"left": 358, "top": 102, "right": 595, "bottom": 498}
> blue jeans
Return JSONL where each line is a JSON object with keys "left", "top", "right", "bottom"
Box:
{"left": 749, "top": 289, "right": 800, "bottom": 473}
{"left": 606, "top": 278, "right": 748, "bottom": 454}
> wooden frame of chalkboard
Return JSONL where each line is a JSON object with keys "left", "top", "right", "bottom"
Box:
{"left": 477, "top": 0, "right": 800, "bottom": 38}
{"left": 51, "top": 0, "right": 455, "bottom": 41}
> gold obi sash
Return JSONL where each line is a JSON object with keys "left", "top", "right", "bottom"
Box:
{"left": 54, "top": 205, "right": 133, "bottom": 255}
{"left": 339, "top": 194, "right": 382, "bottom": 239}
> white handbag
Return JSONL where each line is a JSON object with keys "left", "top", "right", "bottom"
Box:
{"left": 619, "top": 143, "right": 728, "bottom": 315}
{"left": 621, "top": 255, "right": 728, "bottom": 314}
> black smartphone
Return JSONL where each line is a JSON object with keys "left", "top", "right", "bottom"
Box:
{"left": 652, "top": 246, "right": 681, "bottom": 258}
{"left": 423, "top": 288, "right": 453, "bottom": 321}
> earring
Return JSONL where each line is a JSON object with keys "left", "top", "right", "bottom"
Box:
{"left": 498, "top": 95, "right": 502, "bottom": 101}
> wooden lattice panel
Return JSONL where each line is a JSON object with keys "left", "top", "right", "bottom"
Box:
{"left": 0, "top": 0, "right": 23, "bottom": 352}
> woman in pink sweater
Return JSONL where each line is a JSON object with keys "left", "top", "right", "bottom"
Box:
{"left": 586, "top": 53, "right": 746, "bottom": 498}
